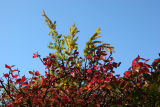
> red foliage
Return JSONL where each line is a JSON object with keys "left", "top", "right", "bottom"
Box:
{"left": 1, "top": 45, "right": 160, "bottom": 106}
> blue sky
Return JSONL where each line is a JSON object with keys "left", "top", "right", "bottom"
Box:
{"left": 0, "top": 0, "right": 160, "bottom": 77}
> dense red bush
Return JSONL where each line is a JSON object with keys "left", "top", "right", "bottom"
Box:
{"left": 0, "top": 11, "right": 160, "bottom": 106}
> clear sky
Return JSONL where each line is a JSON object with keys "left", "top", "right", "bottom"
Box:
{"left": 0, "top": 0, "right": 160, "bottom": 77}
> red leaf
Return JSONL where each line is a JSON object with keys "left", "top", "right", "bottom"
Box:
{"left": 5, "top": 64, "right": 10, "bottom": 69}
{"left": 68, "top": 57, "right": 74, "bottom": 61}
{"left": 87, "top": 55, "right": 91, "bottom": 59}
{"left": 29, "top": 71, "right": 33, "bottom": 74}
{"left": 132, "top": 56, "right": 141, "bottom": 70}
{"left": 152, "top": 58, "right": 160, "bottom": 66}
{"left": 4, "top": 73, "right": 9, "bottom": 77}
{"left": 33, "top": 52, "right": 40, "bottom": 58}
{"left": 21, "top": 76, "right": 26, "bottom": 82}
{"left": 35, "top": 71, "right": 40, "bottom": 76}
{"left": 13, "top": 75, "right": 18, "bottom": 78}
{"left": 0, "top": 85, "right": 3, "bottom": 88}
{"left": 45, "top": 71, "right": 48, "bottom": 77}
{"left": 154, "top": 58, "right": 159, "bottom": 63}
{"left": 123, "top": 71, "right": 131, "bottom": 78}
{"left": 87, "top": 69, "right": 92, "bottom": 73}
{"left": 11, "top": 69, "right": 18, "bottom": 73}
{"left": 43, "top": 58, "right": 47, "bottom": 61}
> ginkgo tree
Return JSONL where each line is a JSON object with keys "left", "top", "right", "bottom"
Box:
{"left": 0, "top": 10, "right": 160, "bottom": 107}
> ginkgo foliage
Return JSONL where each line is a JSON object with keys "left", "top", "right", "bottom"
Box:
{"left": 0, "top": 10, "right": 160, "bottom": 107}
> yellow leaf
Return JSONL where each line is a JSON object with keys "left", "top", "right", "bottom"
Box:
{"left": 106, "top": 84, "right": 112, "bottom": 90}
{"left": 144, "top": 81, "right": 149, "bottom": 87}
